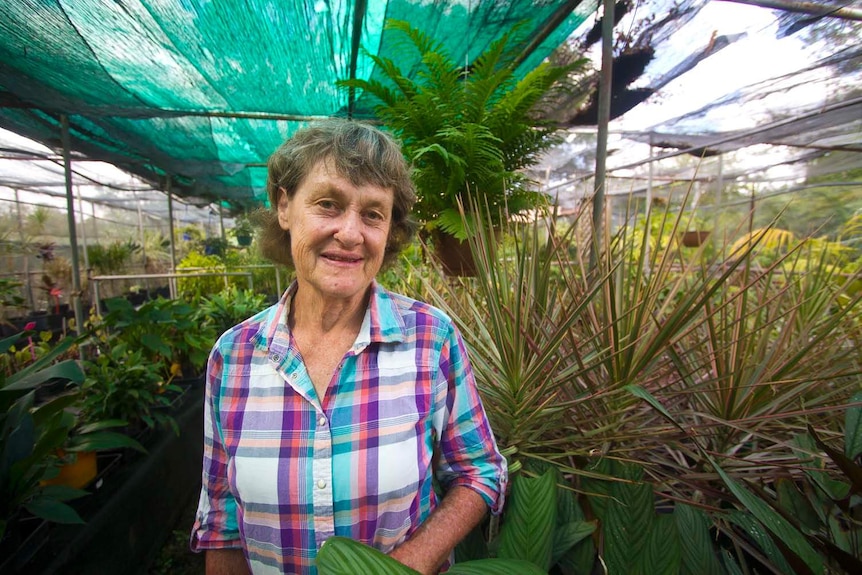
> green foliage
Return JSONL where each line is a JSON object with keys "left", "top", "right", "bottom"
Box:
{"left": 80, "top": 346, "right": 180, "bottom": 434}
{"left": 0, "top": 334, "right": 143, "bottom": 541}
{"left": 397, "top": 189, "right": 862, "bottom": 574}
{"left": 0, "top": 278, "right": 26, "bottom": 322}
{"left": 86, "top": 239, "right": 141, "bottom": 275}
{"left": 315, "top": 535, "right": 546, "bottom": 575}
{"left": 339, "top": 19, "right": 580, "bottom": 238}
{"left": 496, "top": 470, "right": 558, "bottom": 570}
{"left": 176, "top": 251, "right": 229, "bottom": 298}
{"left": 230, "top": 214, "right": 255, "bottom": 245}
{"left": 198, "top": 286, "right": 268, "bottom": 337}
{"left": 93, "top": 296, "right": 216, "bottom": 380}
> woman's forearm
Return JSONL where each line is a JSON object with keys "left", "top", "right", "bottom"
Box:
{"left": 388, "top": 486, "right": 489, "bottom": 575}
{"left": 206, "top": 548, "right": 252, "bottom": 575}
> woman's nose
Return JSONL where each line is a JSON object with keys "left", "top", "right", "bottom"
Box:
{"left": 334, "top": 211, "right": 363, "bottom": 245}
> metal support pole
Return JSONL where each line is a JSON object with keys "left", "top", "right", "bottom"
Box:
{"left": 76, "top": 186, "right": 90, "bottom": 271}
{"left": 591, "top": 0, "right": 615, "bottom": 270}
{"left": 166, "top": 178, "right": 178, "bottom": 299}
{"left": 60, "top": 115, "right": 84, "bottom": 334}
{"left": 219, "top": 205, "right": 226, "bottom": 241}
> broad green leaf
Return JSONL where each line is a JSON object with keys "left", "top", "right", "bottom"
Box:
{"left": 455, "top": 524, "right": 489, "bottom": 563}
{"left": 550, "top": 520, "right": 596, "bottom": 566}
{"left": 447, "top": 558, "right": 546, "bottom": 574}
{"left": 141, "top": 333, "right": 171, "bottom": 358}
{"left": 39, "top": 484, "right": 89, "bottom": 502}
{"left": 602, "top": 470, "right": 654, "bottom": 575}
{"left": 76, "top": 419, "right": 128, "bottom": 434}
{"left": 24, "top": 498, "right": 85, "bottom": 525}
{"left": 557, "top": 536, "right": 596, "bottom": 575}
{"left": 4, "top": 335, "right": 80, "bottom": 388}
{"left": 5, "top": 359, "right": 84, "bottom": 391}
{"left": 641, "top": 513, "right": 680, "bottom": 575}
{"left": 846, "top": 391, "right": 862, "bottom": 460}
{"left": 497, "top": 470, "right": 557, "bottom": 571}
{"left": 316, "top": 536, "right": 419, "bottom": 575}
{"left": 67, "top": 431, "right": 146, "bottom": 453}
{"left": 556, "top": 486, "right": 584, "bottom": 525}
{"left": 675, "top": 504, "right": 724, "bottom": 575}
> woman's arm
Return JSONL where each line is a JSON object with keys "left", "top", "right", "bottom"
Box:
{"left": 388, "top": 486, "right": 488, "bottom": 575}
{"left": 206, "top": 549, "right": 252, "bottom": 575}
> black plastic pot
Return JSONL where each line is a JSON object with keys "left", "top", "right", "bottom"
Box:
{"left": 2, "top": 392, "right": 204, "bottom": 575}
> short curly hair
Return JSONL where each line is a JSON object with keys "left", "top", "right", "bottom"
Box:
{"left": 257, "top": 119, "right": 417, "bottom": 269}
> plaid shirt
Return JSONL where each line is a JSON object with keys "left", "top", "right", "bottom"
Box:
{"left": 191, "top": 281, "right": 507, "bottom": 574}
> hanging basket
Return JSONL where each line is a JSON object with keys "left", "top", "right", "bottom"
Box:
{"left": 236, "top": 234, "right": 253, "bottom": 247}
{"left": 430, "top": 230, "right": 478, "bottom": 277}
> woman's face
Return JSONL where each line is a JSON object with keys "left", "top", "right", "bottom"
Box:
{"left": 277, "top": 160, "right": 393, "bottom": 308}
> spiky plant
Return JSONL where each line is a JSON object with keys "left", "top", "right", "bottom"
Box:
{"left": 393, "top": 188, "right": 861, "bottom": 572}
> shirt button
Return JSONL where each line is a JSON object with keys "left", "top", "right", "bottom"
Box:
{"left": 317, "top": 479, "right": 326, "bottom": 489}
{"left": 318, "top": 416, "right": 326, "bottom": 427}
{"left": 290, "top": 372, "right": 298, "bottom": 380}
{"left": 270, "top": 353, "right": 280, "bottom": 362}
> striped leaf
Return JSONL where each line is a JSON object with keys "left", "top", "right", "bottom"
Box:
{"left": 316, "top": 537, "right": 419, "bottom": 575}
{"left": 448, "top": 558, "right": 547, "bottom": 574}
{"left": 551, "top": 520, "right": 596, "bottom": 566}
{"left": 497, "top": 470, "right": 557, "bottom": 571}
{"left": 641, "top": 513, "right": 680, "bottom": 575}
{"left": 675, "top": 503, "right": 724, "bottom": 575}
{"left": 455, "top": 524, "right": 489, "bottom": 563}
{"left": 602, "top": 473, "right": 654, "bottom": 575}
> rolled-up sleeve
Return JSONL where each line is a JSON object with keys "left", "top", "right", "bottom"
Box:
{"left": 433, "top": 322, "right": 508, "bottom": 514}
{"left": 190, "top": 344, "right": 243, "bottom": 550}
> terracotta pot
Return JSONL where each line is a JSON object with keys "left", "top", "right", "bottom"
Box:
{"left": 430, "top": 230, "right": 478, "bottom": 277}
{"left": 681, "top": 230, "right": 711, "bottom": 247}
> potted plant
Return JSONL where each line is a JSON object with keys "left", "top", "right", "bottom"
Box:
{"left": 339, "top": 20, "right": 579, "bottom": 274}
{"left": 230, "top": 214, "right": 255, "bottom": 247}
{"left": 0, "top": 334, "right": 144, "bottom": 546}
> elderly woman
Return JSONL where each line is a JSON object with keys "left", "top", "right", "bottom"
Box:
{"left": 191, "top": 120, "right": 507, "bottom": 575}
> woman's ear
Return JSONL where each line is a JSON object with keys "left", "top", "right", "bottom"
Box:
{"left": 276, "top": 186, "right": 291, "bottom": 231}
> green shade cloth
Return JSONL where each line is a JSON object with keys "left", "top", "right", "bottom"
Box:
{"left": 0, "top": 0, "right": 596, "bottom": 210}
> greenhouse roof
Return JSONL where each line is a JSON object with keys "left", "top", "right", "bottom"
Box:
{"left": 0, "top": 0, "right": 598, "bottom": 211}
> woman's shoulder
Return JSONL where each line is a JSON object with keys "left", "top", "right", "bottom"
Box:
{"left": 379, "top": 287, "right": 454, "bottom": 331}
{"left": 214, "top": 301, "right": 280, "bottom": 350}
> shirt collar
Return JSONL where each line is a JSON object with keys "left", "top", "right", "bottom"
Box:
{"left": 252, "top": 280, "right": 406, "bottom": 354}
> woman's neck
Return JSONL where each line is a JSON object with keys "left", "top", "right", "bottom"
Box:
{"left": 288, "top": 286, "right": 369, "bottom": 336}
